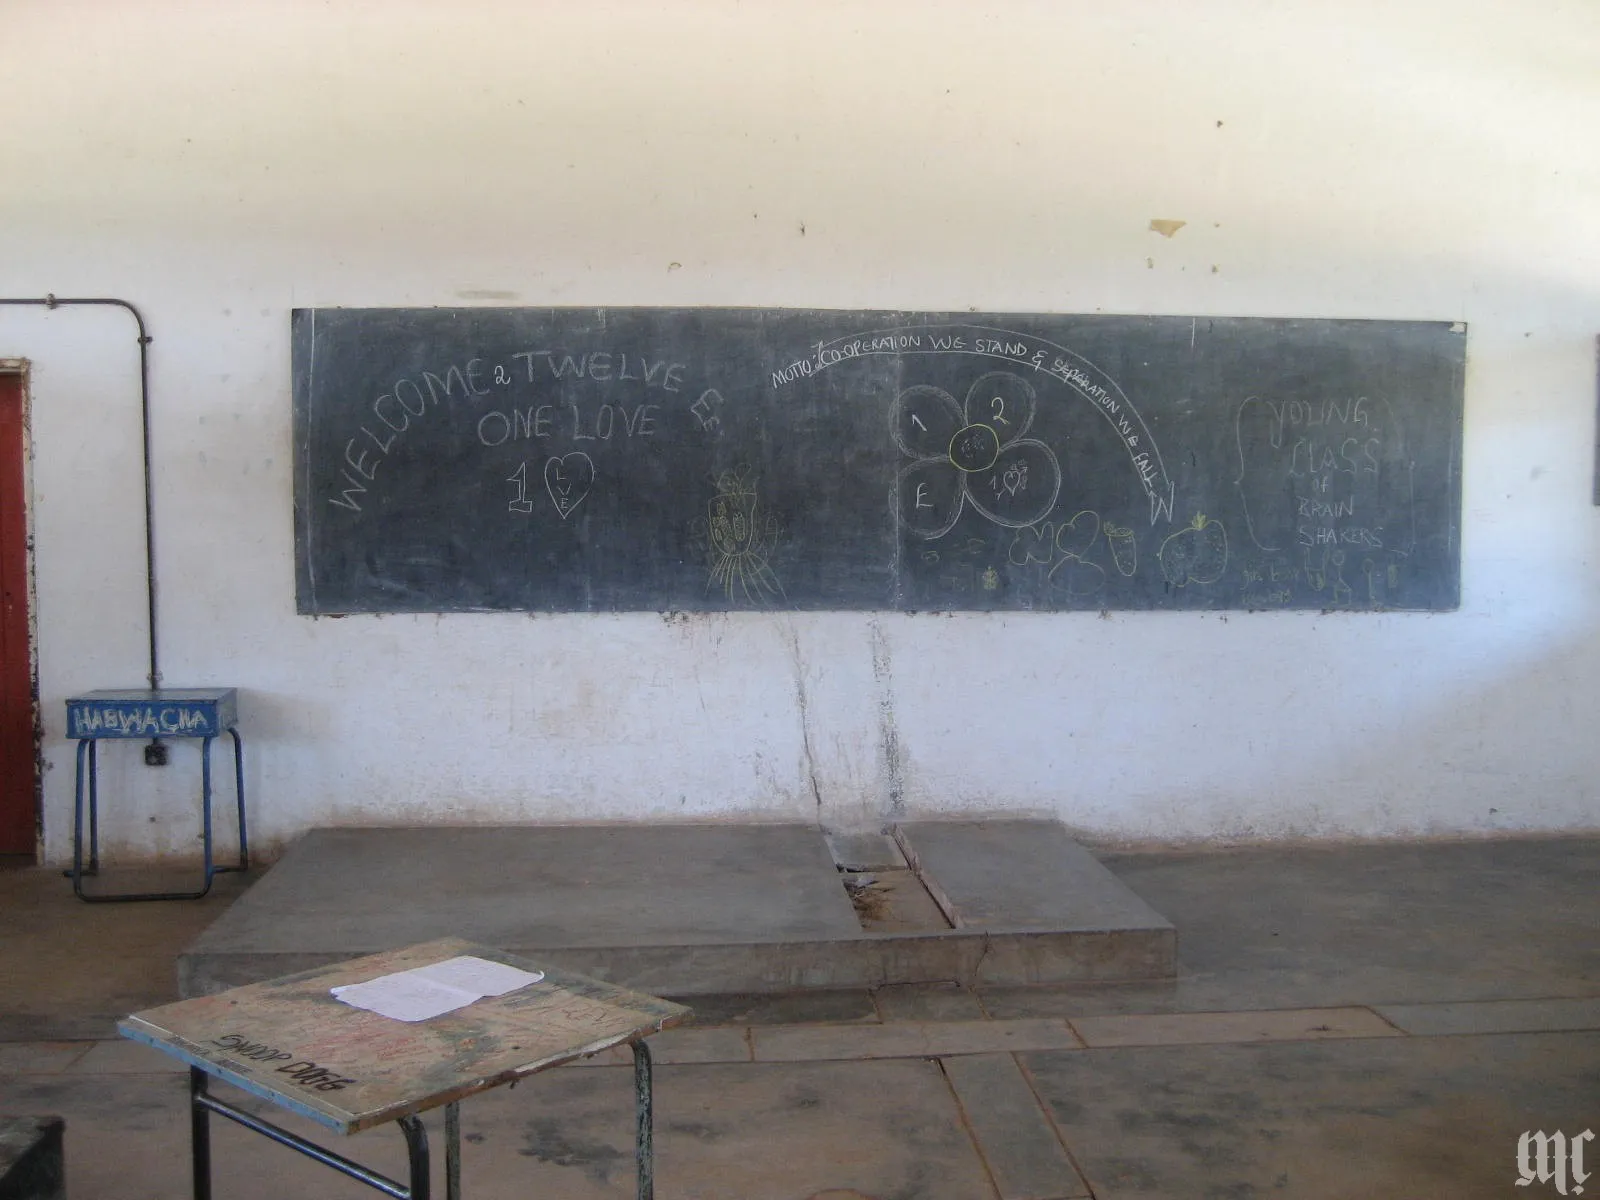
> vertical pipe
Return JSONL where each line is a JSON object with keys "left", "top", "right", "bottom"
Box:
{"left": 0, "top": 296, "right": 159, "bottom": 687}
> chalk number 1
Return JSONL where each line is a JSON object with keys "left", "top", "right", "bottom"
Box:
{"left": 507, "top": 462, "right": 534, "bottom": 513}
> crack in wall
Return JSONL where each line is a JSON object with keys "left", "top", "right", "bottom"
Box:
{"left": 784, "top": 622, "right": 824, "bottom": 816}
{"left": 870, "top": 618, "right": 905, "bottom": 818}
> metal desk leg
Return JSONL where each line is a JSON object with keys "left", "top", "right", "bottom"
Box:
{"left": 632, "top": 1040, "right": 654, "bottom": 1200}
{"left": 399, "top": 1115, "right": 432, "bottom": 1200}
{"left": 444, "top": 1102, "right": 461, "bottom": 1200}
{"left": 190, "top": 1067, "right": 212, "bottom": 1200}
{"left": 192, "top": 1075, "right": 432, "bottom": 1199}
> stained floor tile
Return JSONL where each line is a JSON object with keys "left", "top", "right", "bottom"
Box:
{"left": 1069, "top": 1006, "right": 1400, "bottom": 1048}
{"left": 943, "top": 1053, "right": 1089, "bottom": 1199}
{"left": 0, "top": 1041, "right": 93, "bottom": 1073}
{"left": 754, "top": 1019, "right": 1080, "bottom": 1062}
{"left": 1374, "top": 995, "right": 1600, "bottom": 1036}
{"left": 661, "top": 990, "right": 879, "bottom": 1027}
{"left": 874, "top": 982, "right": 988, "bottom": 1022}
{"left": 563, "top": 1026, "right": 750, "bottom": 1067}
{"left": 66, "top": 1039, "right": 188, "bottom": 1074}
{"left": 0, "top": 1057, "right": 1000, "bottom": 1200}
{"left": 1021, "top": 1031, "right": 1600, "bottom": 1199}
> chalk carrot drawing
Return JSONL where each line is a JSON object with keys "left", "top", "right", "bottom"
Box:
{"left": 1104, "top": 523, "right": 1138, "bottom": 576}
{"left": 1049, "top": 510, "right": 1106, "bottom": 595}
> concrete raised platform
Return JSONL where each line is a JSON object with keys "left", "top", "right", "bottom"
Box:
{"left": 179, "top": 821, "right": 1174, "bottom": 996}
{"left": 894, "top": 820, "right": 1174, "bottom": 931}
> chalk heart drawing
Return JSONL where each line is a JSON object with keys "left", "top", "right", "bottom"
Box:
{"left": 1009, "top": 523, "right": 1054, "bottom": 566}
{"left": 1054, "top": 509, "right": 1100, "bottom": 560}
{"left": 543, "top": 453, "right": 594, "bottom": 520}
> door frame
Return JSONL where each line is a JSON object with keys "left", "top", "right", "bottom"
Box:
{"left": 0, "top": 360, "right": 39, "bottom": 859}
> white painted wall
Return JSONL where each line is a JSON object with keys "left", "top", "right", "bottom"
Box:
{"left": 3, "top": 0, "right": 1598, "bottom": 862}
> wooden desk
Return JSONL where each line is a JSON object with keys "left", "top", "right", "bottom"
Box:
{"left": 120, "top": 938, "right": 690, "bottom": 1200}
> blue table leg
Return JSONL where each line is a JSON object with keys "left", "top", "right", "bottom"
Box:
{"left": 200, "top": 734, "right": 215, "bottom": 892}
{"left": 229, "top": 727, "right": 249, "bottom": 871}
{"left": 70, "top": 739, "right": 92, "bottom": 898}
{"left": 72, "top": 728, "right": 249, "bottom": 903}
{"left": 87, "top": 739, "right": 100, "bottom": 871}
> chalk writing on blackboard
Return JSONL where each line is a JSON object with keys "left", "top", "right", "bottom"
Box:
{"left": 293, "top": 308, "right": 1463, "bottom": 613}
{"left": 542, "top": 453, "right": 594, "bottom": 520}
{"left": 890, "top": 373, "right": 1065, "bottom": 537}
{"left": 1234, "top": 395, "right": 1410, "bottom": 556}
{"left": 1232, "top": 391, "right": 1423, "bottom": 609}
{"left": 506, "top": 462, "right": 534, "bottom": 513}
{"left": 785, "top": 324, "right": 1176, "bottom": 525}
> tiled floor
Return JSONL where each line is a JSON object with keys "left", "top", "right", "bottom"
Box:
{"left": 2, "top": 836, "right": 1597, "bottom": 1198}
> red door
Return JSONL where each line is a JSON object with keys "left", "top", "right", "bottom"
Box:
{"left": 0, "top": 372, "right": 34, "bottom": 856}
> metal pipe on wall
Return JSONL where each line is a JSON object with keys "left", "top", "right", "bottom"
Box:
{"left": 0, "top": 295, "right": 160, "bottom": 691}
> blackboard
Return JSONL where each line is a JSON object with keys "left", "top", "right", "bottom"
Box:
{"left": 292, "top": 308, "right": 1464, "bottom": 613}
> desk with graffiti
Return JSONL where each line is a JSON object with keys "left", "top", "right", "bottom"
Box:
{"left": 120, "top": 937, "right": 689, "bottom": 1200}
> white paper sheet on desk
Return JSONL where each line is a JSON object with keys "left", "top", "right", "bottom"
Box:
{"left": 331, "top": 956, "right": 544, "bottom": 1022}
{"left": 415, "top": 955, "right": 544, "bottom": 996}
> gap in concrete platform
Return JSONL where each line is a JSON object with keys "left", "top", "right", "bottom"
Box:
{"left": 840, "top": 868, "right": 953, "bottom": 934}
{"left": 826, "top": 825, "right": 956, "bottom": 935}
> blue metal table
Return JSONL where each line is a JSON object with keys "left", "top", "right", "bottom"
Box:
{"left": 65, "top": 688, "right": 247, "bottom": 902}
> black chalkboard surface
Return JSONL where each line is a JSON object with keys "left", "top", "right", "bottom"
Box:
{"left": 292, "top": 309, "right": 1464, "bottom": 613}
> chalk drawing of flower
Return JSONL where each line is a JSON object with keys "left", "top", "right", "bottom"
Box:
{"left": 891, "top": 372, "right": 1063, "bottom": 538}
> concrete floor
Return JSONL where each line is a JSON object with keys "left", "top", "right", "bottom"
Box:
{"left": 2, "top": 836, "right": 1597, "bottom": 1198}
